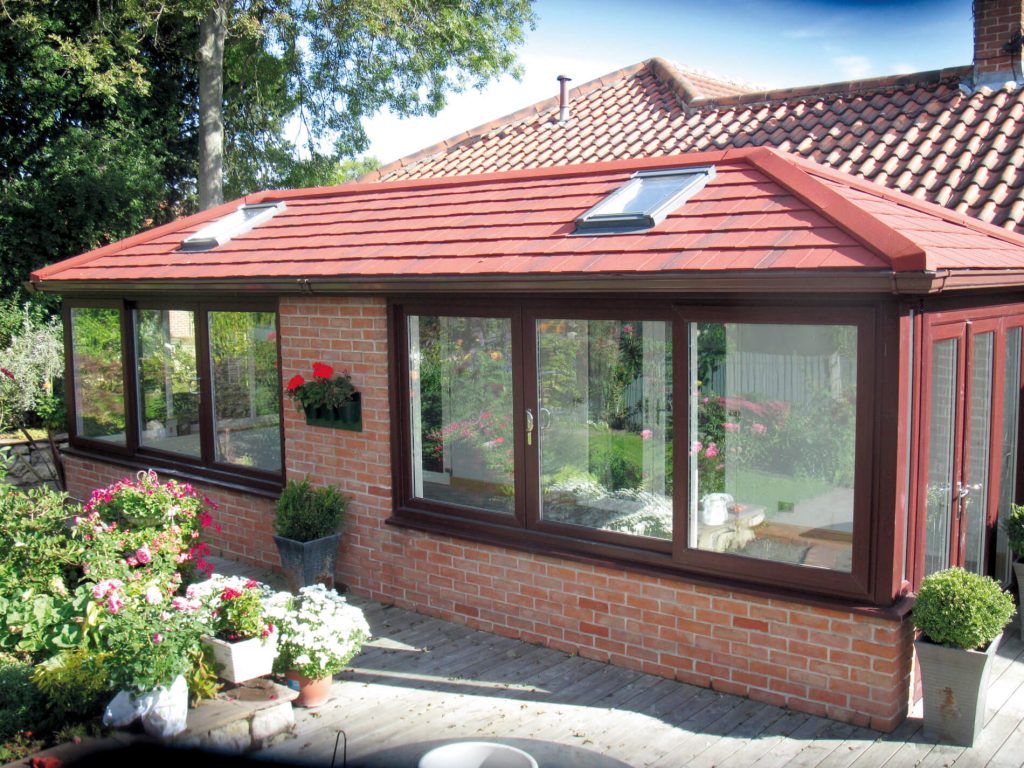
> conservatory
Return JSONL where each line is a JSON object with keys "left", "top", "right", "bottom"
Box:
{"left": 32, "top": 147, "right": 1024, "bottom": 730}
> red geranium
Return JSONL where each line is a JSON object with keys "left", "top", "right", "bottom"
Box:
{"left": 286, "top": 374, "right": 305, "bottom": 391}
{"left": 312, "top": 362, "right": 334, "bottom": 380}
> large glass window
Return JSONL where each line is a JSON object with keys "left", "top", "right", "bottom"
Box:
{"left": 68, "top": 301, "right": 281, "bottom": 489}
{"left": 135, "top": 309, "right": 201, "bottom": 457}
{"left": 689, "top": 323, "right": 857, "bottom": 571}
{"left": 995, "top": 328, "right": 1021, "bottom": 585}
{"left": 69, "top": 307, "right": 126, "bottom": 444}
{"left": 209, "top": 311, "right": 281, "bottom": 472}
{"left": 537, "top": 319, "right": 672, "bottom": 540}
{"left": 408, "top": 315, "right": 515, "bottom": 515}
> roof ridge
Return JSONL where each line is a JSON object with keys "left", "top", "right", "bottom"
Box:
{"left": 695, "top": 65, "right": 973, "bottom": 109}
{"left": 359, "top": 59, "right": 655, "bottom": 183}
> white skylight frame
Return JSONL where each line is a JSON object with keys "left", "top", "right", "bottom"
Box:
{"left": 180, "top": 201, "right": 286, "bottom": 251}
{"left": 574, "top": 165, "right": 716, "bottom": 235}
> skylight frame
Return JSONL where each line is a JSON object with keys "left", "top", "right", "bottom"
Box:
{"left": 181, "top": 201, "right": 286, "bottom": 252}
{"left": 574, "top": 165, "right": 716, "bottom": 235}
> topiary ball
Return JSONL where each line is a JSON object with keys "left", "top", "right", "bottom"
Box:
{"left": 912, "top": 567, "right": 1016, "bottom": 650}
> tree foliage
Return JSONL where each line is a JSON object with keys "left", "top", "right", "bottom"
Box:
{"left": 0, "top": 0, "right": 534, "bottom": 294}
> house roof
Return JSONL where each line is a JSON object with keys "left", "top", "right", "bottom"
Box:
{"left": 362, "top": 58, "right": 1024, "bottom": 234}
{"left": 31, "top": 147, "right": 1024, "bottom": 296}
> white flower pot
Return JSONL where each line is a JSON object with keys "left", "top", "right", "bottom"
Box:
{"left": 202, "top": 633, "right": 278, "bottom": 684}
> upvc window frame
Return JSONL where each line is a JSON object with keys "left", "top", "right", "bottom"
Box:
{"left": 389, "top": 297, "right": 882, "bottom": 604}
{"left": 63, "top": 297, "right": 284, "bottom": 494}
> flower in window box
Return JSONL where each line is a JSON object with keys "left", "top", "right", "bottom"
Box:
{"left": 284, "top": 363, "right": 356, "bottom": 411}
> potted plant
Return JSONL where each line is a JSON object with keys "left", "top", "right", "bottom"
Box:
{"left": 912, "top": 567, "right": 1016, "bottom": 746}
{"left": 199, "top": 576, "right": 277, "bottom": 684}
{"left": 273, "top": 479, "right": 347, "bottom": 593}
{"left": 286, "top": 362, "right": 361, "bottom": 431}
{"left": 1005, "top": 503, "right": 1024, "bottom": 641}
{"left": 265, "top": 584, "right": 370, "bottom": 707}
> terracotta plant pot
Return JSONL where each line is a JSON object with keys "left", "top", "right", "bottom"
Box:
{"left": 285, "top": 670, "right": 333, "bottom": 708}
{"left": 201, "top": 633, "right": 277, "bottom": 685}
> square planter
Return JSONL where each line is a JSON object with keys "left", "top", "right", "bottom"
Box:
{"left": 202, "top": 633, "right": 278, "bottom": 685}
{"left": 273, "top": 532, "right": 342, "bottom": 593}
{"left": 915, "top": 633, "right": 1002, "bottom": 747}
{"left": 303, "top": 393, "right": 362, "bottom": 431}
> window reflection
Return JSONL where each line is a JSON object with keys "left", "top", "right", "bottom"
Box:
{"left": 70, "top": 307, "right": 126, "bottom": 444}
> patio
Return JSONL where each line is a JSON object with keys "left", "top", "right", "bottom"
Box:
{"left": 254, "top": 590, "right": 1024, "bottom": 768}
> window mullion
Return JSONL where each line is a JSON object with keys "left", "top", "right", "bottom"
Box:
{"left": 195, "top": 305, "right": 215, "bottom": 467}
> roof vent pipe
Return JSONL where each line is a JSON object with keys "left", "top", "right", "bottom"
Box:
{"left": 557, "top": 74, "right": 572, "bottom": 123}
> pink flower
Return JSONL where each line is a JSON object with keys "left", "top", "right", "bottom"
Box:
{"left": 265, "top": 330, "right": 277, "bottom": 342}
{"left": 145, "top": 586, "right": 163, "bottom": 604}
{"left": 751, "top": 422, "right": 767, "bottom": 434}
{"left": 312, "top": 362, "right": 334, "bottom": 380}
{"left": 151, "top": 633, "right": 164, "bottom": 645}
{"left": 705, "top": 443, "right": 719, "bottom": 458}
{"left": 286, "top": 374, "right": 305, "bottom": 392}
{"left": 640, "top": 429, "right": 653, "bottom": 440}
{"left": 199, "top": 511, "right": 213, "bottom": 528}
{"left": 622, "top": 324, "right": 634, "bottom": 334}
{"left": 245, "top": 579, "right": 258, "bottom": 589}
{"left": 135, "top": 545, "right": 151, "bottom": 565}
{"left": 723, "top": 422, "right": 739, "bottom": 431}
{"left": 106, "top": 596, "right": 123, "bottom": 614}
{"left": 690, "top": 441, "right": 703, "bottom": 455}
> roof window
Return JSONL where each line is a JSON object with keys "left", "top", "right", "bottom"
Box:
{"left": 181, "top": 201, "right": 285, "bottom": 251}
{"left": 575, "top": 166, "right": 715, "bottom": 234}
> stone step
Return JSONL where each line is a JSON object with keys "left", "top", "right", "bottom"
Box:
{"left": 173, "top": 678, "right": 298, "bottom": 753}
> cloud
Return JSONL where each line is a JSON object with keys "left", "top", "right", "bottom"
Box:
{"left": 782, "top": 24, "right": 833, "bottom": 40}
{"left": 833, "top": 55, "right": 872, "bottom": 79}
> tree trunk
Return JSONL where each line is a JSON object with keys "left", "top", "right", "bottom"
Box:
{"left": 198, "top": 1, "right": 228, "bottom": 210}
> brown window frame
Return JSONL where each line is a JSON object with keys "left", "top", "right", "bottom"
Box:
{"left": 389, "top": 297, "right": 882, "bottom": 604}
{"left": 63, "top": 297, "right": 284, "bottom": 495}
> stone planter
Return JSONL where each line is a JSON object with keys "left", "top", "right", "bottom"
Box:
{"left": 303, "top": 393, "right": 362, "bottom": 431}
{"left": 284, "top": 670, "right": 333, "bottom": 708}
{"left": 1015, "top": 562, "right": 1024, "bottom": 642}
{"left": 202, "top": 633, "right": 278, "bottom": 685}
{"left": 273, "top": 532, "right": 342, "bottom": 593}
{"left": 915, "top": 632, "right": 1002, "bottom": 747}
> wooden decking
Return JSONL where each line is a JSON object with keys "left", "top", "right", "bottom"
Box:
{"left": 260, "top": 598, "right": 1024, "bottom": 768}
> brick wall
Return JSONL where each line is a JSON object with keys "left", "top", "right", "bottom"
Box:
{"left": 974, "top": 0, "right": 1024, "bottom": 82}
{"left": 63, "top": 294, "right": 915, "bottom": 732}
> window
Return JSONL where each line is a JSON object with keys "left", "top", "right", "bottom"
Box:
{"left": 575, "top": 167, "right": 715, "bottom": 234}
{"left": 689, "top": 323, "right": 857, "bottom": 572}
{"left": 395, "top": 301, "right": 871, "bottom": 600}
{"left": 67, "top": 300, "right": 282, "bottom": 490}
{"left": 69, "top": 306, "right": 127, "bottom": 445}
{"left": 181, "top": 202, "right": 285, "bottom": 251}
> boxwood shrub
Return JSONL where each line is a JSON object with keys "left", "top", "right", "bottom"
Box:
{"left": 912, "top": 567, "right": 1016, "bottom": 650}
{"left": 274, "top": 479, "right": 346, "bottom": 542}
{"left": 1005, "top": 503, "right": 1024, "bottom": 560}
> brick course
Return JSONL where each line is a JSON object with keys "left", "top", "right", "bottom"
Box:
{"left": 64, "top": 294, "right": 914, "bottom": 731}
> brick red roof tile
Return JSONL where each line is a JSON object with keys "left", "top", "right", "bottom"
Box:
{"left": 31, "top": 148, "right": 1024, "bottom": 292}
{"left": 365, "top": 58, "right": 1024, "bottom": 234}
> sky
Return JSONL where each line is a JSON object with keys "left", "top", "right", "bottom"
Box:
{"left": 359, "top": 0, "right": 972, "bottom": 165}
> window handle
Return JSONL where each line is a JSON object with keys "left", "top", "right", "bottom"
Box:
{"left": 525, "top": 408, "right": 534, "bottom": 446}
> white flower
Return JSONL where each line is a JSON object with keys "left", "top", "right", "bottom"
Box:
{"left": 145, "top": 586, "right": 164, "bottom": 605}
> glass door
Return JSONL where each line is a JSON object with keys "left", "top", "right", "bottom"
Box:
{"left": 920, "top": 320, "right": 1000, "bottom": 580}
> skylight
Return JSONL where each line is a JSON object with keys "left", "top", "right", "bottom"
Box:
{"left": 181, "top": 201, "right": 285, "bottom": 251}
{"left": 575, "top": 166, "right": 715, "bottom": 234}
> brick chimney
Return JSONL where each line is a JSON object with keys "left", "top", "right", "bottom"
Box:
{"left": 973, "top": 0, "right": 1024, "bottom": 87}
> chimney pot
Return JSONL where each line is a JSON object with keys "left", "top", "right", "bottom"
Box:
{"left": 557, "top": 75, "right": 572, "bottom": 123}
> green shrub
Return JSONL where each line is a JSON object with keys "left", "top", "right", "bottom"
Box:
{"left": 0, "top": 485, "right": 81, "bottom": 592}
{"left": 912, "top": 567, "right": 1016, "bottom": 650}
{"left": 31, "top": 648, "right": 111, "bottom": 721}
{"left": 0, "top": 654, "right": 49, "bottom": 746}
{"left": 274, "top": 479, "right": 346, "bottom": 542}
{"left": 1005, "top": 503, "right": 1024, "bottom": 560}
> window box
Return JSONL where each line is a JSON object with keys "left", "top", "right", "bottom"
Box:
{"left": 303, "top": 393, "right": 362, "bottom": 431}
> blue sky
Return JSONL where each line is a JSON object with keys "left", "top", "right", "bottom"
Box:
{"left": 360, "top": 0, "right": 972, "bottom": 164}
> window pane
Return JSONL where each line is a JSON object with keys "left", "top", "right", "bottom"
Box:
{"left": 70, "top": 307, "right": 126, "bottom": 444}
{"left": 538, "top": 320, "right": 673, "bottom": 540}
{"left": 690, "top": 323, "right": 857, "bottom": 571}
{"left": 135, "top": 309, "right": 201, "bottom": 458}
{"left": 409, "top": 315, "right": 515, "bottom": 514}
{"left": 964, "top": 332, "right": 994, "bottom": 575}
{"left": 209, "top": 311, "right": 281, "bottom": 472}
{"left": 995, "top": 328, "right": 1021, "bottom": 585}
{"left": 924, "top": 338, "right": 957, "bottom": 576}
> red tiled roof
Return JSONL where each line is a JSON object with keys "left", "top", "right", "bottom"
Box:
{"left": 32, "top": 148, "right": 1024, "bottom": 293}
{"left": 365, "top": 58, "right": 1024, "bottom": 234}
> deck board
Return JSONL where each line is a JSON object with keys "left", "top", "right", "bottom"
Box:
{"left": 225, "top": 578, "right": 1024, "bottom": 768}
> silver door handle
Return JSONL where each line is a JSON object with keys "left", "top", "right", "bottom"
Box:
{"left": 525, "top": 409, "right": 534, "bottom": 446}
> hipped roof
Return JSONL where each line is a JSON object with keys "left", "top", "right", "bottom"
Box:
{"left": 31, "top": 147, "right": 1024, "bottom": 296}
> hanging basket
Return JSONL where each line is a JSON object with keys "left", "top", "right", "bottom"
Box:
{"left": 303, "top": 393, "right": 362, "bottom": 431}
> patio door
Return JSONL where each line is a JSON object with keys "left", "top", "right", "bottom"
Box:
{"left": 919, "top": 319, "right": 1004, "bottom": 580}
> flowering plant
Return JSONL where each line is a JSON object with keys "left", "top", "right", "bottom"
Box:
{"left": 204, "top": 577, "right": 274, "bottom": 643}
{"left": 264, "top": 585, "right": 369, "bottom": 679}
{"left": 285, "top": 363, "right": 355, "bottom": 410}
